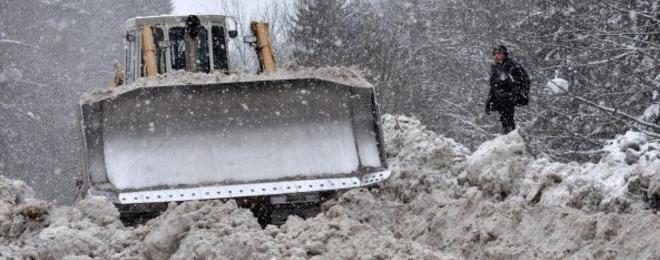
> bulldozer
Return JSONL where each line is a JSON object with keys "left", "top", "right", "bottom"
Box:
{"left": 78, "top": 15, "right": 390, "bottom": 224}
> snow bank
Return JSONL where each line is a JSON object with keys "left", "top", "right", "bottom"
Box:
{"left": 2, "top": 114, "right": 660, "bottom": 259}
{"left": 0, "top": 176, "right": 48, "bottom": 241}
{"left": 601, "top": 130, "right": 660, "bottom": 166}
{"left": 0, "top": 191, "right": 457, "bottom": 259}
{"left": 382, "top": 114, "right": 469, "bottom": 171}
{"left": 462, "top": 128, "right": 660, "bottom": 212}
{"left": 337, "top": 115, "right": 660, "bottom": 259}
{"left": 464, "top": 129, "right": 529, "bottom": 199}
{"left": 379, "top": 114, "right": 469, "bottom": 202}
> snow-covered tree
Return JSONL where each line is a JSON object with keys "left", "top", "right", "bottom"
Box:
{"left": 289, "top": 0, "right": 353, "bottom": 67}
{"left": 289, "top": 0, "right": 660, "bottom": 162}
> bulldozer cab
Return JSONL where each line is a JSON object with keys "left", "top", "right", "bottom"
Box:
{"left": 124, "top": 15, "right": 233, "bottom": 83}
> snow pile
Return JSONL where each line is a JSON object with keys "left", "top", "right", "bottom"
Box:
{"left": 0, "top": 176, "right": 48, "bottom": 241}
{"left": 2, "top": 196, "right": 124, "bottom": 260}
{"left": 602, "top": 130, "right": 660, "bottom": 166}
{"left": 379, "top": 114, "right": 469, "bottom": 202}
{"left": 155, "top": 199, "right": 454, "bottom": 259}
{"left": 460, "top": 128, "right": 660, "bottom": 212}
{"left": 382, "top": 114, "right": 469, "bottom": 171}
{"left": 81, "top": 66, "right": 373, "bottom": 103}
{"left": 2, "top": 114, "right": 660, "bottom": 259}
{"left": 464, "top": 130, "right": 529, "bottom": 199}
{"left": 0, "top": 178, "right": 457, "bottom": 259}
{"left": 333, "top": 116, "right": 660, "bottom": 258}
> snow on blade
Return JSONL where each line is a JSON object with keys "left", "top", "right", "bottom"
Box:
{"left": 80, "top": 66, "right": 373, "bottom": 104}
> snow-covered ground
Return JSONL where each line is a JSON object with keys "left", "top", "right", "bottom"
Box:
{"left": 2, "top": 114, "right": 660, "bottom": 259}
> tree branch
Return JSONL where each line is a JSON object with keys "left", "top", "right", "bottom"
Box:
{"left": 0, "top": 39, "right": 39, "bottom": 49}
{"left": 562, "top": 88, "right": 660, "bottom": 132}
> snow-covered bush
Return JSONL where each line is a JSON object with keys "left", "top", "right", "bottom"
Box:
{"left": 639, "top": 104, "right": 659, "bottom": 125}
{"left": 545, "top": 77, "right": 569, "bottom": 95}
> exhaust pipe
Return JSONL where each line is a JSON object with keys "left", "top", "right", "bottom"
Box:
{"left": 250, "top": 21, "right": 277, "bottom": 73}
{"left": 141, "top": 25, "right": 158, "bottom": 78}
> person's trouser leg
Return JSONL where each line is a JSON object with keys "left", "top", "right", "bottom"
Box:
{"left": 499, "top": 107, "right": 516, "bottom": 134}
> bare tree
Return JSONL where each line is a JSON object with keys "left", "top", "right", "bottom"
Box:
{"left": 216, "top": 0, "right": 294, "bottom": 72}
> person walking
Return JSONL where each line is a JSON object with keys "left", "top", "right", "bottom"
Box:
{"left": 485, "top": 45, "right": 530, "bottom": 134}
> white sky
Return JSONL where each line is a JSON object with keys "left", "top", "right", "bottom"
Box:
{"left": 172, "top": 0, "right": 242, "bottom": 15}
{"left": 172, "top": 0, "right": 292, "bottom": 18}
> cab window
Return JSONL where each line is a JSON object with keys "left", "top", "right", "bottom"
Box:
{"left": 125, "top": 30, "right": 136, "bottom": 82}
{"left": 154, "top": 27, "right": 166, "bottom": 74}
{"left": 212, "top": 26, "right": 228, "bottom": 71}
{"left": 169, "top": 26, "right": 210, "bottom": 73}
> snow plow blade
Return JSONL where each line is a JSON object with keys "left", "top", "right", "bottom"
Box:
{"left": 79, "top": 77, "right": 389, "bottom": 204}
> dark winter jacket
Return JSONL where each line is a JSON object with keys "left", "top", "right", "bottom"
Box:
{"left": 486, "top": 58, "right": 530, "bottom": 112}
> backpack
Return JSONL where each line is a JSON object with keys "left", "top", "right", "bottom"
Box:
{"left": 514, "top": 65, "right": 530, "bottom": 106}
